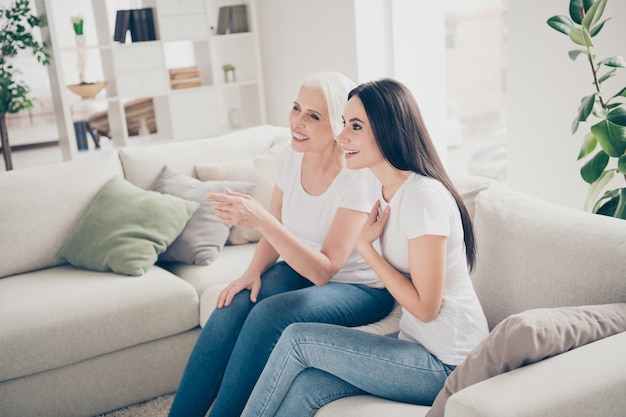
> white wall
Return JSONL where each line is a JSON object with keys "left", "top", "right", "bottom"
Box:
{"left": 507, "top": 0, "right": 626, "bottom": 209}
{"left": 255, "top": 0, "right": 359, "bottom": 127}
{"left": 256, "top": 0, "right": 447, "bottom": 161}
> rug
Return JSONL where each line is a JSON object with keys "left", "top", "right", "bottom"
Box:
{"left": 95, "top": 393, "right": 174, "bottom": 417}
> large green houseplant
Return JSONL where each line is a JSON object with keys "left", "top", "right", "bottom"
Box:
{"left": 547, "top": 0, "right": 626, "bottom": 219}
{"left": 0, "top": 0, "right": 50, "bottom": 171}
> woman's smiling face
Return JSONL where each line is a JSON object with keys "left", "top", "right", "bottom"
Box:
{"left": 336, "top": 96, "right": 385, "bottom": 170}
{"left": 288, "top": 86, "right": 335, "bottom": 153}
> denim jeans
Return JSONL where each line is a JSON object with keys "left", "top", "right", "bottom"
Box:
{"left": 167, "top": 262, "right": 394, "bottom": 417}
{"left": 241, "top": 322, "right": 456, "bottom": 417}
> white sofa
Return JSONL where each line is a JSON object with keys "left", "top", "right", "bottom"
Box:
{"left": 0, "top": 125, "right": 624, "bottom": 417}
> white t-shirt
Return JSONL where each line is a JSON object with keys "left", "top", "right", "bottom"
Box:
{"left": 367, "top": 171, "right": 488, "bottom": 365}
{"left": 275, "top": 147, "right": 383, "bottom": 287}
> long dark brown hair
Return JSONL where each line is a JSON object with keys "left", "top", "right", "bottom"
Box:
{"left": 349, "top": 78, "right": 477, "bottom": 270}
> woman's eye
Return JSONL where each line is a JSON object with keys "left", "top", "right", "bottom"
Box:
{"left": 309, "top": 113, "right": 320, "bottom": 121}
{"left": 352, "top": 123, "right": 361, "bottom": 130}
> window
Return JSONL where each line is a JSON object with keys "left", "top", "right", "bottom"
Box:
{"left": 445, "top": 0, "right": 508, "bottom": 180}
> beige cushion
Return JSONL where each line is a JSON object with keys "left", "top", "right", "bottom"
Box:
{"left": 470, "top": 185, "right": 626, "bottom": 329}
{"left": 118, "top": 125, "right": 280, "bottom": 191}
{"left": 195, "top": 142, "right": 288, "bottom": 244}
{"left": 452, "top": 175, "right": 497, "bottom": 220}
{"left": 0, "top": 150, "right": 123, "bottom": 279}
{"left": 0, "top": 265, "right": 199, "bottom": 383}
{"left": 316, "top": 395, "right": 430, "bottom": 417}
{"left": 427, "top": 303, "right": 626, "bottom": 417}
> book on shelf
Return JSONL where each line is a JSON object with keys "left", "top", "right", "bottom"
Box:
{"left": 169, "top": 67, "right": 200, "bottom": 79}
{"left": 230, "top": 5, "right": 249, "bottom": 33}
{"left": 169, "top": 66, "right": 202, "bottom": 89}
{"left": 171, "top": 78, "right": 203, "bottom": 89}
{"left": 216, "top": 6, "right": 230, "bottom": 35}
{"left": 130, "top": 8, "right": 157, "bottom": 42}
{"left": 73, "top": 121, "right": 88, "bottom": 151}
{"left": 114, "top": 8, "right": 157, "bottom": 43}
{"left": 216, "top": 5, "right": 249, "bottom": 35}
{"left": 113, "top": 10, "right": 131, "bottom": 42}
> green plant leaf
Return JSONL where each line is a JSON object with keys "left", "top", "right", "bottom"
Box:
{"left": 583, "top": 168, "right": 614, "bottom": 211}
{"left": 577, "top": 94, "right": 596, "bottom": 122}
{"left": 615, "top": 188, "right": 626, "bottom": 219}
{"left": 578, "top": 131, "right": 598, "bottom": 160}
{"left": 568, "top": 49, "right": 587, "bottom": 61}
{"left": 582, "top": 0, "right": 607, "bottom": 29}
{"left": 569, "top": 27, "right": 593, "bottom": 47}
{"left": 589, "top": 18, "right": 610, "bottom": 36}
{"left": 581, "top": 150, "right": 609, "bottom": 183}
{"left": 594, "top": 194, "right": 618, "bottom": 216}
{"left": 598, "top": 68, "right": 617, "bottom": 84}
{"left": 547, "top": 15, "right": 575, "bottom": 35}
{"left": 613, "top": 87, "right": 626, "bottom": 99}
{"left": 619, "top": 154, "right": 626, "bottom": 174}
{"left": 572, "top": 116, "right": 580, "bottom": 134}
{"left": 599, "top": 56, "right": 626, "bottom": 68}
{"left": 570, "top": 0, "right": 594, "bottom": 24}
{"left": 590, "top": 107, "right": 626, "bottom": 157}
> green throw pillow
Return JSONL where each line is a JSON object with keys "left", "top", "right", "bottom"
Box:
{"left": 58, "top": 176, "right": 199, "bottom": 276}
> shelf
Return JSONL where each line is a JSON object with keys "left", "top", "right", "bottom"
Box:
{"left": 37, "top": 0, "right": 266, "bottom": 159}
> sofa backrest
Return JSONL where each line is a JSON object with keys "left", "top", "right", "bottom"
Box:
{"left": 469, "top": 182, "right": 626, "bottom": 330}
{"left": 118, "top": 125, "right": 290, "bottom": 190}
{"left": 0, "top": 150, "right": 124, "bottom": 278}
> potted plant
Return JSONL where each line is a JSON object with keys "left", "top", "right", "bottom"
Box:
{"left": 0, "top": 0, "right": 50, "bottom": 171}
{"left": 547, "top": 0, "right": 626, "bottom": 219}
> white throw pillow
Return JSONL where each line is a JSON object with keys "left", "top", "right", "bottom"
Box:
{"left": 195, "top": 142, "right": 288, "bottom": 244}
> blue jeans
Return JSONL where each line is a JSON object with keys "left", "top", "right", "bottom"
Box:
{"left": 167, "top": 261, "right": 394, "bottom": 417}
{"left": 241, "top": 322, "right": 456, "bottom": 417}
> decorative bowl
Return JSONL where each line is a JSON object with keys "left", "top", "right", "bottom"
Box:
{"left": 67, "top": 81, "right": 108, "bottom": 100}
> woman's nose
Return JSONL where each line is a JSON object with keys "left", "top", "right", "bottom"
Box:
{"left": 335, "top": 127, "right": 349, "bottom": 144}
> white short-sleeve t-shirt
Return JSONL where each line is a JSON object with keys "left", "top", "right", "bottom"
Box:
{"left": 367, "top": 171, "right": 488, "bottom": 365}
{"left": 275, "top": 147, "right": 383, "bottom": 287}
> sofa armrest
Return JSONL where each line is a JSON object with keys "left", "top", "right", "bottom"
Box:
{"left": 445, "top": 331, "right": 626, "bottom": 417}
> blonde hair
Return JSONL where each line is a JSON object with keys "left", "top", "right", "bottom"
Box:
{"left": 300, "top": 72, "right": 356, "bottom": 137}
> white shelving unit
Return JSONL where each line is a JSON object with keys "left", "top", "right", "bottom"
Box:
{"left": 35, "top": 0, "right": 266, "bottom": 160}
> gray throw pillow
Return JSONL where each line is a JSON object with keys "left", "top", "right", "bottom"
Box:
{"left": 58, "top": 176, "right": 199, "bottom": 276}
{"left": 427, "top": 303, "right": 626, "bottom": 417}
{"left": 155, "top": 166, "right": 255, "bottom": 265}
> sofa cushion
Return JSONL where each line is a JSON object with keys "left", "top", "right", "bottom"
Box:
{"left": 154, "top": 166, "right": 255, "bottom": 265}
{"left": 118, "top": 125, "right": 286, "bottom": 191}
{"left": 0, "top": 265, "right": 199, "bottom": 383}
{"left": 195, "top": 141, "right": 288, "bottom": 244}
{"left": 470, "top": 184, "right": 626, "bottom": 329}
{"left": 58, "top": 176, "right": 198, "bottom": 276}
{"left": 0, "top": 150, "right": 124, "bottom": 279}
{"left": 427, "top": 303, "right": 626, "bottom": 417}
{"left": 163, "top": 243, "right": 259, "bottom": 298}
{"left": 452, "top": 175, "right": 497, "bottom": 220}
{"left": 315, "top": 395, "right": 430, "bottom": 417}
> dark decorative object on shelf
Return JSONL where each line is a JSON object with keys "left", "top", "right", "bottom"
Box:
{"left": 113, "top": 8, "right": 157, "bottom": 43}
